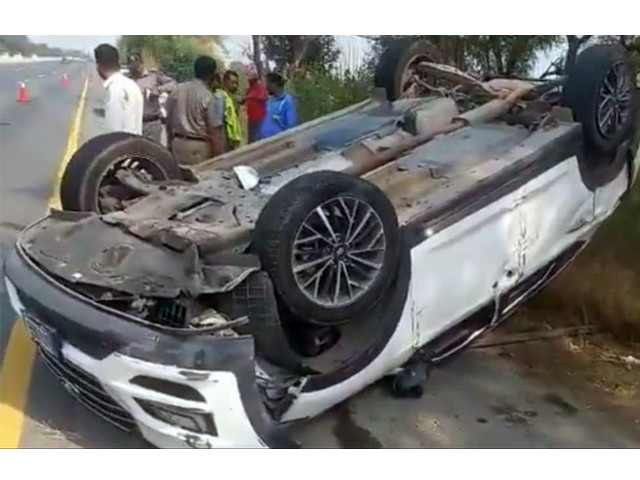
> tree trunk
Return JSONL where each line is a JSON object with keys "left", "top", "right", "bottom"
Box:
{"left": 493, "top": 47, "right": 504, "bottom": 76}
{"left": 565, "top": 35, "right": 592, "bottom": 75}
{"left": 290, "top": 35, "right": 321, "bottom": 73}
{"left": 252, "top": 35, "right": 264, "bottom": 79}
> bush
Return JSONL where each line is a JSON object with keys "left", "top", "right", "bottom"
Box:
{"left": 288, "top": 68, "right": 372, "bottom": 123}
{"left": 118, "top": 36, "right": 224, "bottom": 82}
{"left": 162, "top": 40, "right": 202, "bottom": 82}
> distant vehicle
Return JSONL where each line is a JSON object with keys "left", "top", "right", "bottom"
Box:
{"left": 5, "top": 41, "right": 639, "bottom": 448}
{"left": 60, "top": 56, "right": 71, "bottom": 64}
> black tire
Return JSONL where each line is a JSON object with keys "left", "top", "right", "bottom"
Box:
{"left": 562, "top": 44, "right": 638, "bottom": 154}
{"left": 374, "top": 38, "right": 438, "bottom": 102}
{"left": 252, "top": 171, "right": 400, "bottom": 326}
{"left": 60, "top": 133, "right": 181, "bottom": 212}
{"left": 229, "top": 272, "right": 307, "bottom": 371}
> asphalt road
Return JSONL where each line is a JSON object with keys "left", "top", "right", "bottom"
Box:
{"left": 0, "top": 65, "right": 638, "bottom": 448}
{"left": 0, "top": 61, "right": 145, "bottom": 447}
{"left": 1, "top": 61, "right": 87, "bottom": 357}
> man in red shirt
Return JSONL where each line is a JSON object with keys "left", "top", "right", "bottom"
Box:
{"left": 243, "top": 71, "right": 267, "bottom": 143}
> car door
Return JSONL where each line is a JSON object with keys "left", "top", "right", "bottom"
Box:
{"left": 499, "top": 155, "right": 595, "bottom": 317}
{"left": 410, "top": 184, "right": 523, "bottom": 347}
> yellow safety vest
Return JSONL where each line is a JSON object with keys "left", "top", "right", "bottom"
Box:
{"left": 218, "top": 89, "right": 243, "bottom": 146}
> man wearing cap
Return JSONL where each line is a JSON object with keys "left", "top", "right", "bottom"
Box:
{"left": 128, "top": 53, "right": 177, "bottom": 145}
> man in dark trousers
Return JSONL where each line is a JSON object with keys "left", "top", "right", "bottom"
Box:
{"left": 127, "top": 53, "right": 176, "bottom": 145}
{"left": 165, "top": 56, "right": 225, "bottom": 165}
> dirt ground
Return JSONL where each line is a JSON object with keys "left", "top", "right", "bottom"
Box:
{"left": 499, "top": 307, "right": 640, "bottom": 426}
{"left": 505, "top": 164, "right": 640, "bottom": 425}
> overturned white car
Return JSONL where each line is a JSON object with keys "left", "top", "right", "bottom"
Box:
{"left": 4, "top": 41, "right": 639, "bottom": 448}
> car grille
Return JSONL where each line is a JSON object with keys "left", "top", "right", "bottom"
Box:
{"left": 39, "top": 349, "right": 136, "bottom": 432}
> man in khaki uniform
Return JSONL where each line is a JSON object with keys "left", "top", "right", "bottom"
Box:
{"left": 165, "top": 56, "right": 225, "bottom": 165}
{"left": 127, "top": 54, "right": 176, "bottom": 145}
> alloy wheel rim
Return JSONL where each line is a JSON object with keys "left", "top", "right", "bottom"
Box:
{"left": 291, "top": 196, "right": 386, "bottom": 308}
{"left": 597, "top": 61, "right": 632, "bottom": 139}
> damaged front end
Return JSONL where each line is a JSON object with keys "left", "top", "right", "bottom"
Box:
{"left": 4, "top": 240, "right": 297, "bottom": 448}
{"left": 21, "top": 170, "right": 269, "bottom": 330}
{"left": 4, "top": 170, "right": 306, "bottom": 447}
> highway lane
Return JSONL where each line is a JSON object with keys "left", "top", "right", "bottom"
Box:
{"left": 0, "top": 61, "right": 86, "bottom": 242}
{"left": 0, "top": 61, "right": 144, "bottom": 447}
{"left": 1, "top": 62, "right": 83, "bottom": 355}
{"left": 0, "top": 60, "right": 89, "bottom": 446}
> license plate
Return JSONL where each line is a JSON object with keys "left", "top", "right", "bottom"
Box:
{"left": 23, "top": 314, "right": 59, "bottom": 357}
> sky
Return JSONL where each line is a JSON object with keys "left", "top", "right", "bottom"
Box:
{"left": 29, "top": 35, "right": 560, "bottom": 75}
{"left": 29, "top": 35, "right": 372, "bottom": 69}
{"left": 30, "top": 35, "right": 118, "bottom": 53}
{"left": 224, "top": 35, "right": 372, "bottom": 70}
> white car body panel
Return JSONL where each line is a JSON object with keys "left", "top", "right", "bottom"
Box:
{"left": 410, "top": 187, "right": 519, "bottom": 344}
{"left": 518, "top": 156, "right": 595, "bottom": 279}
{"left": 280, "top": 153, "right": 630, "bottom": 425}
{"left": 62, "top": 343, "right": 267, "bottom": 448}
{"left": 594, "top": 162, "right": 630, "bottom": 222}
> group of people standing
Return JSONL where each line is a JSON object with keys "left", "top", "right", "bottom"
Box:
{"left": 93, "top": 43, "right": 297, "bottom": 166}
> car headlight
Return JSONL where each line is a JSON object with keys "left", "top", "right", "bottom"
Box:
{"left": 135, "top": 398, "right": 217, "bottom": 436}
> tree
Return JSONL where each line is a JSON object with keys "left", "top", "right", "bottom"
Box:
{"left": 366, "top": 35, "right": 561, "bottom": 77}
{"left": 252, "top": 35, "right": 264, "bottom": 79}
{"left": 540, "top": 36, "right": 639, "bottom": 78}
{"left": 288, "top": 68, "right": 372, "bottom": 123}
{"left": 262, "top": 35, "right": 340, "bottom": 74}
{"left": 564, "top": 35, "right": 593, "bottom": 75}
{"left": 118, "top": 36, "right": 226, "bottom": 81}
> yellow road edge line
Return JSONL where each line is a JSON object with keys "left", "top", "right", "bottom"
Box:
{"left": 0, "top": 321, "right": 36, "bottom": 448}
{"left": 48, "top": 74, "right": 89, "bottom": 210}
{"left": 0, "top": 73, "right": 89, "bottom": 448}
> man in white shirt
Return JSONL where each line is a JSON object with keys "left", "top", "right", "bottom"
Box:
{"left": 94, "top": 44, "right": 143, "bottom": 135}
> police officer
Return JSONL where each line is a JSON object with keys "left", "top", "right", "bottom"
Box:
{"left": 165, "top": 56, "right": 225, "bottom": 165}
{"left": 127, "top": 53, "right": 176, "bottom": 145}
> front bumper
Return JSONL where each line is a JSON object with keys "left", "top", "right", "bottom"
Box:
{"left": 4, "top": 243, "right": 294, "bottom": 448}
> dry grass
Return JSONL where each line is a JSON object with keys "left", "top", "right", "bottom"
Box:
{"left": 528, "top": 168, "right": 640, "bottom": 345}
{"left": 531, "top": 255, "right": 640, "bottom": 344}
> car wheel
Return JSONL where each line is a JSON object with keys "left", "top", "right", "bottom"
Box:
{"left": 563, "top": 44, "right": 638, "bottom": 154}
{"left": 374, "top": 38, "right": 439, "bottom": 101}
{"left": 252, "top": 171, "right": 401, "bottom": 326}
{"left": 60, "top": 133, "right": 182, "bottom": 213}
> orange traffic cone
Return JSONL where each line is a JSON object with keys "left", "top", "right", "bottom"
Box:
{"left": 62, "top": 73, "right": 69, "bottom": 88}
{"left": 17, "top": 82, "right": 28, "bottom": 102}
